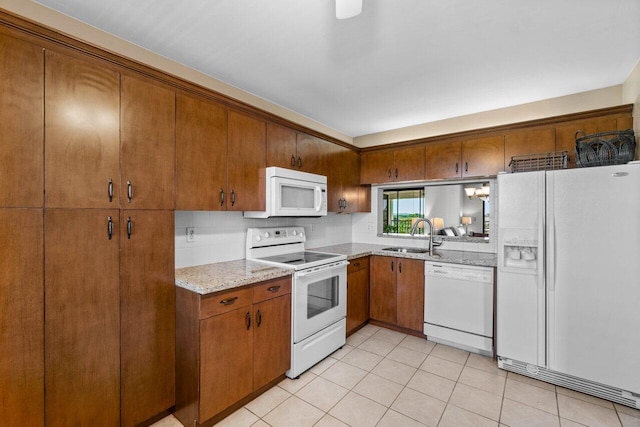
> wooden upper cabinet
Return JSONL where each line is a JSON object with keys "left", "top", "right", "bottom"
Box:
{"left": 394, "top": 146, "right": 425, "bottom": 182}
{"left": 462, "top": 135, "right": 505, "bottom": 177}
{"left": 227, "top": 111, "right": 266, "bottom": 211}
{"left": 425, "top": 141, "right": 462, "bottom": 180}
{"left": 121, "top": 75, "right": 175, "bottom": 209}
{"left": 504, "top": 128, "right": 556, "bottom": 171}
{"left": 266, "top": 123, "right": 298, "bottom": 169}
{"left": 44, "top": 209, "right": 120, "bottom": 426}
{"left": 361, "top": 146, "right": 425, "bottom": 184}
{"left": 0, "top": 34, "right": 44, "bottom": 208}
{"left": 120, "top": 210, "right": 175, "bottom": 427}
{"left": 0, "top": 208, "right": 44, "bottom": 427}
{"left": 555, "top": 117, "right": 618, "bottom": 168}
{"left": 45, "top": 50, "right": 120, "bottom": 208}
{"left": 176, "top": 93, "right": 228, "bottom": 210}
{"left": 296, "top": 133, "right": 326, "bottom": 174}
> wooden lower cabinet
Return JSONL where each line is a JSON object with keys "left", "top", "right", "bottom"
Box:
{"left": 120, "top": 210, "right": 175, "bottom": 426}
{"left": 347, "top": 257, "right": 370, "bottom": 334}
{"left": 44, "top": 209, "right": 121, "bottom": 426}
{"left": 370, "top": 256, "right": 425, "bottom": 333}
{"left": 0, "top": 209, "right": 44, "bottom": 426}
{"left": 176, "top": 276, "right": 291, "bottom": 427}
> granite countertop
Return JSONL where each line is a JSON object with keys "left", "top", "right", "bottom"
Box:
{"left": 311, "top": 243, "right": 497, "bottom": 268}
{"left": 175, "top": 259, "right": 293, "bottom": 295}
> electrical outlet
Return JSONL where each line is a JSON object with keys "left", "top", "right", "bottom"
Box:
{"left": 367, "top": 222, "right": 375, "bottom": 232}
{"left": 186, "top": 227, "right": 196, "bottom": 242}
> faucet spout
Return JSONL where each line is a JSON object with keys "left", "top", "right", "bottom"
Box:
{"left": 410, "top": 218, "right": 434, "bottom": 255}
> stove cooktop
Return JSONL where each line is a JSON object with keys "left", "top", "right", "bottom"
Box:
{"left": 257, "top": 251, "right": 340, "bottom": 266}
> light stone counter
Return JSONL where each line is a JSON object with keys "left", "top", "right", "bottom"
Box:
{"left": 311, "top": 243, "right": 497, "bottom": 268}
{"left": 175, "top": 259, "right": 293, "bottom": 295}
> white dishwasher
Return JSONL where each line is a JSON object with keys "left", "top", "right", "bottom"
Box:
{"left": 424, "top": 262, "right": 494, "bottom": 356}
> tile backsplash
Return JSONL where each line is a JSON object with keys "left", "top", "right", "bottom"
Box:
{"left": 175, "top": 211, "right": 353, "bottom": 268}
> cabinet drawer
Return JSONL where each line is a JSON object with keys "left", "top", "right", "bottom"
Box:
{"left": 200, "top": 287, "right": 252, "bottom": 319}
{"left": 348, "top": 257, "right": 369, "bottom": 274}
{"left": 253, "top": 277, "right": 291, "bottom": 304}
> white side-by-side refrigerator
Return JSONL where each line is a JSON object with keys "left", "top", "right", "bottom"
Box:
{"left": 497, "top": 162, "right": 640, "bottom": 409}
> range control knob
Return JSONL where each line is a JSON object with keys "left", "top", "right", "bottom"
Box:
{"left": 255, "top": 235, "right": 261, "bottom": 242}
{"left": 299, "top": 231, "right": 304, "bottom": 238}
{"left": 264, "top": 232, "right": 270, "bottom": 239}
{"left": 292, "top": 230, "right": 297, "bottom": 236}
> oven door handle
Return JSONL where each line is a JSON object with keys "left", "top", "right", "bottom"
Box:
{"left": 295, "top": 260, "right": 349, "bottom": 277}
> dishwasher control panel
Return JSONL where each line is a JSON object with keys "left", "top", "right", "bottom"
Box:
{"left": 426, "top": 263, "right": 493, "bottom": 283}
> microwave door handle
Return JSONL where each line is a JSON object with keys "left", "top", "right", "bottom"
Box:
{"left": 315, "top": 186, "right": 322, "bottom": 212}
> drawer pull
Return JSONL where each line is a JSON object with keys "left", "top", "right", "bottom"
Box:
{"left": 353, "top": 262, "right": 360, "bottom": 267}
{"left": 267, "top": 285, "right": 281, "bottom": 293}
{"left": 220, "top": 296, "right": 238, "bottom": 306}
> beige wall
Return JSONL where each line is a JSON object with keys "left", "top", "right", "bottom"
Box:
{"left": 354, "top": 85, "right": 625, "bottom": 148}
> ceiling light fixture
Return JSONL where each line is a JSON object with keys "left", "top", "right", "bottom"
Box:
{"left": 336, "top": 0, "right": 362, "bottom": 19}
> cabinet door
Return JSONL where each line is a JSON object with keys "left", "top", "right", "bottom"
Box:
{"left": 121, "top": 75, "right": 175, "bottom": 209}
{"left": 425, "top": 141, "right": 462, "bottom": 180}
{"left": 325, "top": 142, "right": 347, "bottom": 212}
{"left": 396, "top": 258, "right": 425, "bottom": 332}
{"left": 200, "top": 307, "right": 254, "bottom": 421}
{"left": 360, "top": 150, "right": 393, "bottom": 184}
{"left": 555, "top": 117, "right": 618, "bottom": 168}
{"left": 504, "top": 128, "right": 556, "bottom": 171}
{"left": 0, "top": 34, "right": 43, "bottom": 208}
{"left": 227, "top": 111, "right": 266, "bottom": 211}
{"left": 44, "top": 209, "right": 120, "bottom": 426}
{"left": 296, "top": 133, "right": 325, "bottom": 174}
{"left": 253, "top": 294, "right": 291, "bottom": 390}
{"left": 347, "top": 257, "right": 370, "bottom": 334}
{"left": 176, "top": 94, "right": 228, "bottom": 210}
{"left": 120, "top": 210, "right": 175, "bottom": 427}
{"left": 369, "top": 256, "right": 397, "bottom": 324}
{"left": 0, "top": 209, "right": 44, "bottom": 426}
{"left": 267, "top": 123, "right": 298, "bottom": 169}
{"left": 393, "top": 146, "right": 425, "bottom": 182}
{"left": 45, "top": 50, "right": 120, "bottom": 208}
{"left": 462, "top": 135, "right": 505, "bottom": 177}
{"left": 340, "top": 149, "right": 363, "bottom": 213}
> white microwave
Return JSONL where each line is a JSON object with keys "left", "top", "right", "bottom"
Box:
{"left": 244, "top": 167, "right": 327, "bottom": 218}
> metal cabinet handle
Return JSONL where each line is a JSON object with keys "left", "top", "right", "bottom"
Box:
{"left": 399, "top": 262, "right": 402, "bottom": 273}
{"left": 231, "top": 189, "right": 236, "bottom": 207}
{"left": 387, "top": 169, "right": 391, "bottom": 178}
{"left": 245, "top": 311, "right": 251, "bottom": 330}
{"left": 220, "top": 188, "right": 225, "bottom": 206}
{"left": 220, "top": 296, "right": 238, "bottom": 306}
{"left": 395, "top": 168, "right": 398, "bottom": 179}
{"left": 127, "top": 181, "right": 133, "bottom": 203}
{"left": 108, "top": 179, "right": 113, "bottom": 202}
{"left": 267, "top": 285, "right": 281, "bottom": 293}
{"left": 455, "top": 162, "right": 459, "bottom": 174}
{"left": 126, "top": 217, "right": 132, "bottom": 239}
{"left": 107, "top": 216, "right": 113, "bottom": 240}
{"left": 297, "top": 156, "right": 302, "bottom": 169}
{"left": 353, "top": 262, "right": 360, "bottom": 267}
{"left": 257, "top": 309, "right": 262, "bottom": 327}
{"left": 391, "top": 260, "right": 394, "bottom": 272}
{"left": 343, "top": 199, "right": 348, "bottom": 209}
{"left": 291, "top": 155, "right": 296, "bottom": 168}
{"left": 465, "top": 162, "right": 468, "bottom": 174}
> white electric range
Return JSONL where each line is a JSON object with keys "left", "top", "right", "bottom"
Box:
{"left": 246, "top": 227, "right": 348, "bottom": 378}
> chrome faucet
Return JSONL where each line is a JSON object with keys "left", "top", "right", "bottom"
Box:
{"left": 410, "top": 218, "right": 434, "bottom": 255}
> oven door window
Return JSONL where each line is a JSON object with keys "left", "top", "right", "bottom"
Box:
{"left": 307, "top": 276, "right": 339, "bottom": 319}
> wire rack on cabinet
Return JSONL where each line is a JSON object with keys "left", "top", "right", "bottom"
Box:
{"left": 575, "top": 129, "right": 636, "bottom": 168}
{"left": 509, "top": 151, "right": 568, "bottom": 173}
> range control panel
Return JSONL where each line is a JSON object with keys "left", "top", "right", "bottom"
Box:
{"left": 246, "top": 226, "right": 306, "bottom": 248}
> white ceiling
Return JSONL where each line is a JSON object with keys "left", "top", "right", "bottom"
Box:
{"left": 36, "top": 0, "right": 640, "bottom": 137}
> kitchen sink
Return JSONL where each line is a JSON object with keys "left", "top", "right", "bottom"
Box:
{"left": 382, "top": 247, "right": 429, "bottom": 254}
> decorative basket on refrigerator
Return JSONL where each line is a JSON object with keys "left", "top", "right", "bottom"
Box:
{"left": 575, "top": 129, "right": 636, "bottom": 168}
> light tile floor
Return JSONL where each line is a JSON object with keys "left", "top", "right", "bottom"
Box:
{"left": 154, "top": 324, "right": 640, "bottom": 427}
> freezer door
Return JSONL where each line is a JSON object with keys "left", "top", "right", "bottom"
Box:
{"left": 497, "top": 171, "right": 546, "bottom": 366}
{"left": 547, "top": 164, "right": 640, "bottom": 394}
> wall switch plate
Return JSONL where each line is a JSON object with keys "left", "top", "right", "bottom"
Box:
{"left": 186, "top": 227, "right": 196, "bottom": 242}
